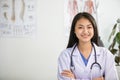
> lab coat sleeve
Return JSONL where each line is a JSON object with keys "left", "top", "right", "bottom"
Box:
{"left": 104, "top": 49, "right": 119, "bottom": 80}
{"left": 57, "top": 49, "right": 72, "bottom": 80}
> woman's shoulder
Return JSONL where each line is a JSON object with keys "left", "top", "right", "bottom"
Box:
{"left": 93, "top": 43, "right": 109, "bottom": 53}
{"left": 59, "top": 48, "right": 72, "bottom": 57}
{"left": 97, "top": 46, "right": 110, "bottom": 52}
{"left": 97, "top": 46, "right": 113, "bottom": 57}
{"left": 58, "top": 47, "right": 74, "bottom": 61}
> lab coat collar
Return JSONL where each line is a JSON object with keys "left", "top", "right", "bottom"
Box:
{"left": 92, "top": 43, "right": 101, "bottom": 56}
{"left": 71, "top": 43, "right": 100, "bottom": 56}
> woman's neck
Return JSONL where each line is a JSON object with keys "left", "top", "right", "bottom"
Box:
{"left": 78, "top": 42, "right": 92, "bottom": 59}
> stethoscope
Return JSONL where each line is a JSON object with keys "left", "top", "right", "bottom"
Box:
{"left": 70, "top": 43, "right": 103, "bottom": 79}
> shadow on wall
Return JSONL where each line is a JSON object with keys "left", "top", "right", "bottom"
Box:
{"left": 98, "top": 36, "right": 104, "bottom": 47}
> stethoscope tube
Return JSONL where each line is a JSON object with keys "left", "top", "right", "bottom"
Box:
{"left": 90, "top": 43, "right": 102, "bottom": 70}
{"left": 70, "top": 43, "right": 77, "bottom": 70}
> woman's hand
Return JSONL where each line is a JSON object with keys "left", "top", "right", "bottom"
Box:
{"left": 61, "top": 70, "right": 75, "bottom": 79}
{"left": 93, "top": 77, "right": 104, "bottom": 80}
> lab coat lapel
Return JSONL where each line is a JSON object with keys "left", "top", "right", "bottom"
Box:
{"left": 86, "top": 47, "right": 95, "bottom": 69}
{"left": 86, "top": 43, "right": 100, "bottom": 69}
{"left": 72, "top": 47, "right": 86, "bottom": 68}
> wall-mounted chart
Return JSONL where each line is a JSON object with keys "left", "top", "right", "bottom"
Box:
{"left": 0, "top": 0, "right": 36, "bottom": 37}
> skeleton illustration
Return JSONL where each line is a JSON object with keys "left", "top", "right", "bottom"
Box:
{"left": 68, "top": 0, "right": 78, "bottom": 24}
{"left": 4, "top": 12, "right": 8, "bottom": 20}
{"left": 84, "top": 0, "right": 95, "bottom": 14}
{"left": 2, "top": 3, "right": 9, "bottom": 20}
{"left": 11, "top": 0, "right": 15, "bottom": 22}
{"left": 20, "top": 0, "right": 25, "bottom": 21}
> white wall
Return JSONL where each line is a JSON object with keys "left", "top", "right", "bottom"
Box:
{"left": 0, "top": 0, "right": 120, "bottom": 80}
{"left": 0, "top": 0, "right": 66, "bottom": 80}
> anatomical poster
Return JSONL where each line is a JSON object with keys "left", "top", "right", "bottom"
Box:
{"left": 64, "top": 0, "right": 99, "bottom": 36}
{"left": 0, "top": 0, "right": 36, "bottom": 37}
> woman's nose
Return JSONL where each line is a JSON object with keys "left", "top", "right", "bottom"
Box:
{"left": 83, "top": 28, "right": 89, "bottom": 33}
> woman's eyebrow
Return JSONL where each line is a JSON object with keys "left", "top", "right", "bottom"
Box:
{"left": 78, "top": 23, "right": 92, "bottom": 26}
{"left": 78, "top": 24, "right": 84, "bottom": 26}
{"left": 87, "top": 24, "right": 92, "bottom": 26}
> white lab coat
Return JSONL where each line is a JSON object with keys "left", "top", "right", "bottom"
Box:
{"left": 57, "top": 43, "right": 119, "bottom": 80}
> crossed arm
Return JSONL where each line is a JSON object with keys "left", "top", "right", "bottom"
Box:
{"left": 61, "top": 70, "right": 104, "bottom": 80}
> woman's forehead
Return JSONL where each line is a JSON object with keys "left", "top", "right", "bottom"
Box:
{"left": 76, "top": 18, "right": 91, "bottom": 24}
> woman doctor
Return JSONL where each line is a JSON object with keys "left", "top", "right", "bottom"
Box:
{"left": 57, "top": 12, "right": 119, "bottom": 80}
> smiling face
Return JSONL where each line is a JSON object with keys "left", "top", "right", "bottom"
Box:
{"left": 74, "top": 17, "right": 94, "bottom": 44}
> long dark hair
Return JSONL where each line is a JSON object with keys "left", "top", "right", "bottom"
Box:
{"left": 67, "top": 12, "right": 99, "bottom": 48}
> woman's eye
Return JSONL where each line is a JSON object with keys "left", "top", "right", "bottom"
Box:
{"left": 88, "top": 26, "right": 92, "bottom": 29}
{"left": 78, "top": 26, "right": 83, "bottom": 29}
